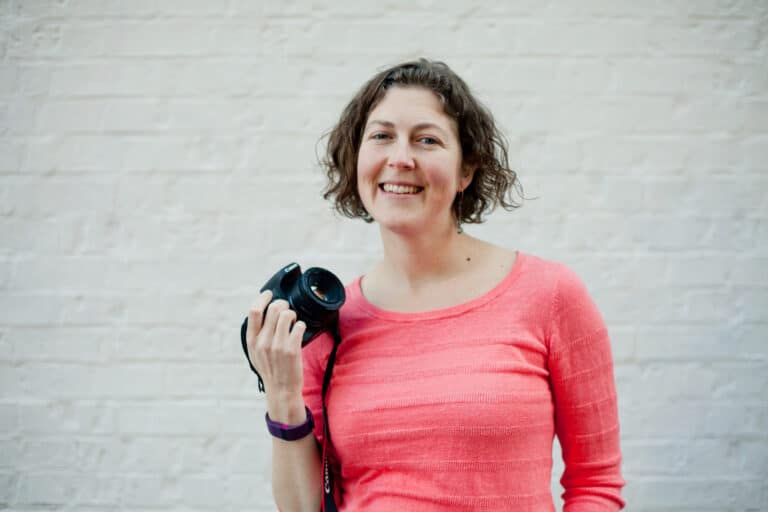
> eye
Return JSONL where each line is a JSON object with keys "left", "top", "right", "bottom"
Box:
{"left": 370, "top": 132, "right": 391, "bottom": 141}
{"left": 418, "top": 136, "right": 440, "bottom": 145}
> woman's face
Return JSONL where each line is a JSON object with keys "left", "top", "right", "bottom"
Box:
{"left": 356, "top": 86, "right": 472, "bottom": 236}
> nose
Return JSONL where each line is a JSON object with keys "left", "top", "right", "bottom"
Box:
{"left": 387, "top": 141, "right": 415, "bottom": 170}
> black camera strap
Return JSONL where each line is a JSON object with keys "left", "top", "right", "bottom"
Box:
{"left": 240, "top": 318, "right": 266, "bottom": 393}
{"left": 321, "top": 324, "right": 342, "bottom": 512}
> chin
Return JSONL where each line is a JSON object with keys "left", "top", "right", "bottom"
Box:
{"left": 373, "top": 213, "right": 419, "bottom": 234}
{"left": 379, "top": 214, "right": 451, "bottom": 237}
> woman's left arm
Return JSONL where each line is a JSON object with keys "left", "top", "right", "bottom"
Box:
{"left": 548, "top": 265, "right": 626, "bottom": 511}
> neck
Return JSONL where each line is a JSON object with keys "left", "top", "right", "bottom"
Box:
{"left": 376, "top": 221, "right": 475, "bottom": 291}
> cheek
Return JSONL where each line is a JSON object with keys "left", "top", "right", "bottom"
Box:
{"left": 355, "top": 156, "right": 375, "bottom": 206}
{"left": 356, "top": 158, "right": 369, "bottom": 182}
{"left": 426, "top": 160, "right": 462, "bottom": 191}
{"left": 356, "top": 149, "right": 377, "bottom": 183}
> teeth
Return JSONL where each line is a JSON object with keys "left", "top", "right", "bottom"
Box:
{"left": 382, "top": 183, "right": 421, "bottom": 194}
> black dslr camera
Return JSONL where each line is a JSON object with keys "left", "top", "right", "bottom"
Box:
{"left": 240, "top": 263, "right": 345, "bottom": 380}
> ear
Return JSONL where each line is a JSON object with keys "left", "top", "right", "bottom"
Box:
{"left": 459, "top": 164, "right": 475, "bottom": 192}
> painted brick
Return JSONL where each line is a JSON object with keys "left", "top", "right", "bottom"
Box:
{"left": 118, "top": 475, "right": 179, "bottom": 507}
{"left": 624, "top": 478, "right": 763, "bottom": 508}
{"left": 178, "top": 475, "right": 228, "bottom": 509}
{"left": 0, "top": 472, "right": 16, "bottom": 504}
{"left": 2, "top": 178, "right": 115, "bottom": 217}
{"left": 67, "top": 475, "right": 122, "bottom": 506}
{"left": 2, "top": 2, "right": 767, "bottom": 511}
{"left": 15, "top": 471, "right": 78, "bottom": 505}
{"left": 116, "top": 401, "right": 220, "bottom": 435}
{"left": 50, "top": 61, "right": 178, "bottom": 97}
{"left": 104, "top": 326, "right": 231, "bottom": 362}
{"left": 53, "top": 0, "right": 228, "bottom": 18}
{"left": 229, "top": 438, "right": 271, "bottom": 476}
{"left": 18, "top": 401, "right": 117, "bottom": 435}
{"left": 628, "top": 403, "right": 767, "bottom": 438}
{"left": 0, "top": 405, "right": 18, "bottom": 437}
{"left": 5, "top": 20, "right": 62, "bottom": 59}
{"left": 0, "top": 138, "right": 25, "bottom": 172}
{"left": 226, "top": 474, "right": 275, "bottom": 509}
{"left": 611, "top": 57, "right": 768, "bottom": 95}
{"left": 15, "top": 63, "right": 52, "bottom": 97}
{"left": 634, "top": 324, "right": 767, "bottom": 362}
{"left": 0, "top": 63, "right": 18, "bottom": 95}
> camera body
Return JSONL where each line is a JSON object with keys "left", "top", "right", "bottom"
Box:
{"left": 240, "top": 263, "right": 345, "bottom": 376}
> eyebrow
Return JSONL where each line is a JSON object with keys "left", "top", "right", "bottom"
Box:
{"left": 365, "top": 119, "right": 450, "bottom": 135}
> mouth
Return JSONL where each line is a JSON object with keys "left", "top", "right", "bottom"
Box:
{"left": 378, "top": 183, "right": 424, "bottom": 195}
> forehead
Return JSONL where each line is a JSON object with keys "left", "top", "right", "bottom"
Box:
{"left": 366, "top": 86, "right": 457, "bottom": 134}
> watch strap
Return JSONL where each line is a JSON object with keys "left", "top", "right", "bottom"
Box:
{"left": 265, "top": 406, "right": 314, "bottom": 441}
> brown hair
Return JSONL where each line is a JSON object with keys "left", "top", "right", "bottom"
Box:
{"left": 321, "top": 58, "right": 522, "bottom": 224}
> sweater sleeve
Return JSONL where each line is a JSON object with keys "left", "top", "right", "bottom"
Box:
{"left": 547, "top": 265, "right": 625, "bottom": 511}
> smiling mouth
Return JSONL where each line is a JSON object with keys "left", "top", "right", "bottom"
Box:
{"left": 379, "top": 183, "right": 424, "bottom": 195}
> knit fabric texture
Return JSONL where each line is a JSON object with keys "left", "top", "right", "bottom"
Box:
{"left": 301, "top": 251, "right": 625, "bottom": 511}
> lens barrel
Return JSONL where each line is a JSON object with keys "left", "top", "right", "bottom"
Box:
{"left": 289, "top": 267, "right": 345, "bottom": 329}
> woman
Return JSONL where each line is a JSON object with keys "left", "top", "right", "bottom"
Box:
{"left": 245, "top": 59, "right": 625, "bottom": 511}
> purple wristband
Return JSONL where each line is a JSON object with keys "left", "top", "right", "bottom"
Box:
{"left": 265, "top": 406, "right": 315, "bottom": 441}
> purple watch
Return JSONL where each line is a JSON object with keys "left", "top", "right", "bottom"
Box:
{"left": 265, "top": 406, "right": 315, "bottom": 441}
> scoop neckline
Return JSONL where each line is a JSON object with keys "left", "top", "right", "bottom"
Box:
{"left": 351, "top": 250, "right": 525, "bottom": 322}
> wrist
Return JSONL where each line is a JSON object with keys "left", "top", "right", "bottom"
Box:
{"left": 266, "top": 394, "right": 307, "bottom": 425}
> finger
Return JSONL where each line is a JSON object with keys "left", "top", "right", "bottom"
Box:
{"left": 290, "top": 320, "right": 307, "bottom": 348}
{"left": 275, "top": 308, "right": 298, "bottom": 340}
{"left": 260, "top": 299, "right": 290, "bottom": 341}
{"left": 246, "top": 290, "right": 273, "bottom": 344}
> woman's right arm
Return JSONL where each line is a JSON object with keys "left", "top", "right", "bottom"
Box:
{"left": 246, "top": 291, "right": 322, "bottom": 512}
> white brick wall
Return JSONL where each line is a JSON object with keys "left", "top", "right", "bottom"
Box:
{"left": 1, "top": 1, "right": 766, "bottom": 510}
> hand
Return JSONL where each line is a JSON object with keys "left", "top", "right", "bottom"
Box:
{"left": 245, "top": 291, "right": 308, "bottom": 419}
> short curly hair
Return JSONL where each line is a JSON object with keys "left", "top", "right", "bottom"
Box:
{"left": 321, "top": 58, "right": 522, "bottom": 224}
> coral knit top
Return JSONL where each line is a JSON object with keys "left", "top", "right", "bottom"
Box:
{"left": 301, "top": 252, "right": 625, "bottom": 511}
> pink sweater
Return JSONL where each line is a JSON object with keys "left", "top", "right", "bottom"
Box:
{"left": 301, "top": 252, "right": 625, "bottom": 511}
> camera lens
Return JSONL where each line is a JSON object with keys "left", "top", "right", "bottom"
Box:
{"left": 289, "top": 267, "right": 345, "bottom": 328}
{"left": 310, "top": 284, "right": 329, "bottom": 302}
{"left": 307, "top": 270, "right": 340, "bottom": 303}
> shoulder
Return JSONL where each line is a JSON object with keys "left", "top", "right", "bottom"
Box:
{"left": 519, "top": 251, "right": 574, "bottom": 276}
{"left": 516, "top": 252, "right": 585, "bottom": 294}
{"left": 517, "top": 255, "right": 609, "bottom": 357}
{"left": 513, "top": 252, "right": 602, "bottom": 327}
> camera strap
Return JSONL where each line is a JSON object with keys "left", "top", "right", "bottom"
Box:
{"left": 242, "top": 315, "right": 341, "bottom": 511}
{"left": 320, "top": 324, "right": 342, "bottom": 512}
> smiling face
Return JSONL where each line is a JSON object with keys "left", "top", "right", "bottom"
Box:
{"left": 357, "top": 86, "right": 473, "bottom": 236}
